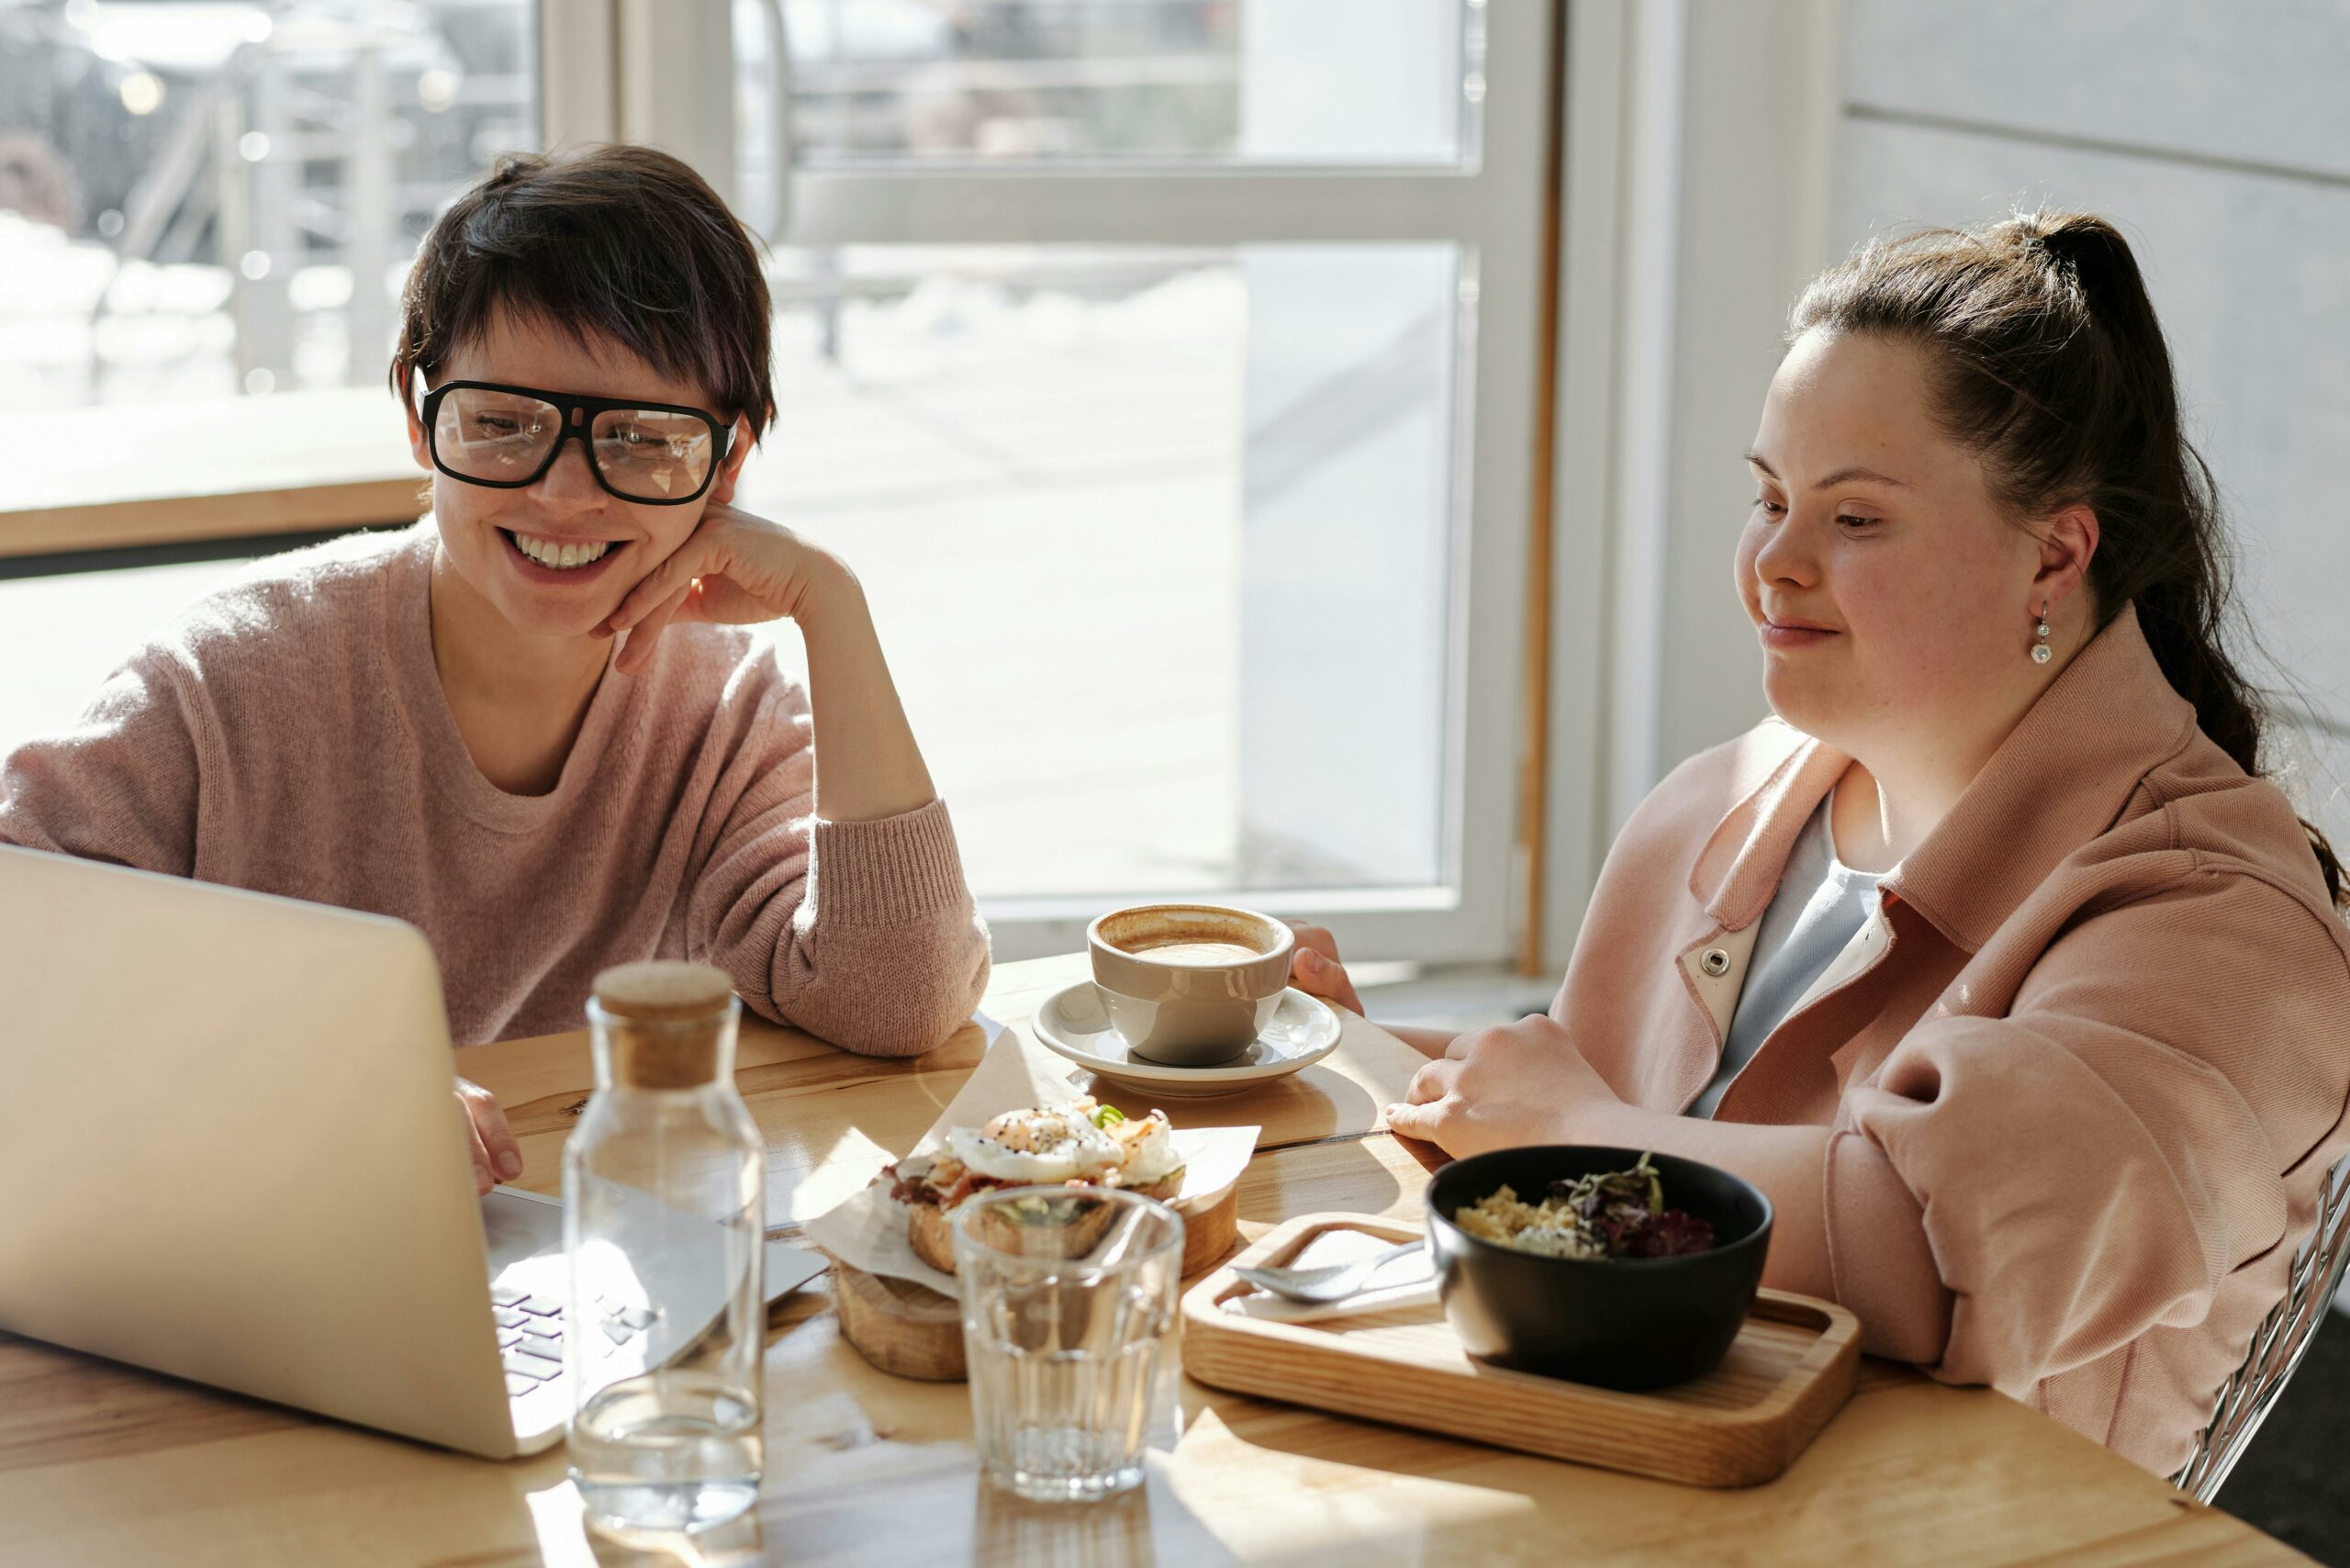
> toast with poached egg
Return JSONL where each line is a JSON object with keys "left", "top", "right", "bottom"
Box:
{"left": 886, "top": 1099, "right": 1186, "bottom": 1273}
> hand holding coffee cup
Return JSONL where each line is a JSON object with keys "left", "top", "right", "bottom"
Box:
{"left": 1087, "top": 904, "right": 1295, "bottom": 1066}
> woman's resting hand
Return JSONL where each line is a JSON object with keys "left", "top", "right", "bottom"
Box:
{"left": 455, "top": 1075, "right": 522, "bottom": 1195}
{"left": 1384, "top": 1014, "right": 1624, "bottom": 1157}
{"left": 605, "top": 499, "right": 940, "bottom": 823}
{"left": 603, "top": 500, "right": 850, "bottom": 676}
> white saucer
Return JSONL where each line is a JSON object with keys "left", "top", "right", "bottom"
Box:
{"left": 1030, "top": 982, "right": 1344, "bottom": 1097}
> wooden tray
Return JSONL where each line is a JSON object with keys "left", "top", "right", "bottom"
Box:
{"left": 1181, "top": 1213, "right": 1861, "bottom": 1487}
{"left": 834, "top": 1182, "right": 1240, "bottom": 1382}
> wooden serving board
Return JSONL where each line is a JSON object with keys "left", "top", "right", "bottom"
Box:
{"left": 831, "top": 1260, "right": 968, "bottom": 1381}
{"left": 1181, "top": 1213, "right": 1862, "bottom": 1488}
{"left": 833, "top": 1182, "right": 1240, "bottom": 1382}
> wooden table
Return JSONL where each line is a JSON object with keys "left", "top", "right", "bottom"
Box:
{"left": 0, "top": 956, "right": 2309, "bottom": 1566}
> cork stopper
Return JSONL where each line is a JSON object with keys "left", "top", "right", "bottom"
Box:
{"left": 590, "top": 961, "right": 737, "bottom": 1089}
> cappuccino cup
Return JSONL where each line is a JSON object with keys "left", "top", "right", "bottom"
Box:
{"left": 1087, "top": 903, "right": 1295, "bottom": 1067}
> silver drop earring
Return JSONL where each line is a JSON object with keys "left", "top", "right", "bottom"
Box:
{"left": 2031, "top": 606, "right": 2053, "bottom": 665}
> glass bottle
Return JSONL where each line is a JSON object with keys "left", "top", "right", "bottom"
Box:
{"left": 565, "top": 961, "right": 765, "bottom": 1535}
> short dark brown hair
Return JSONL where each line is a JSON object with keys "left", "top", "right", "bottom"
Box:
{"left": 390, "top": 144, "right": 774, "bottom": 441}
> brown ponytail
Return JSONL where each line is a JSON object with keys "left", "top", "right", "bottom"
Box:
{"left": 1790, "top": 209, "right": 2345, "bottom": 912}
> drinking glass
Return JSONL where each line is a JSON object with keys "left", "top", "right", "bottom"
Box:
{"left": 953, "top": 1186, "right": 1184, "bottom": 1503}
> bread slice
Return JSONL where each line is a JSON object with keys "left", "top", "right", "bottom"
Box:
{"left": 904, "top": 1199, "right": 954, "bottom": 1274}
{"left": 1125, "top": 1169, "right": 1185, "bottom": 1203}
{"left": 906, "top": 1168, "right": 1188, "bottom": 1275}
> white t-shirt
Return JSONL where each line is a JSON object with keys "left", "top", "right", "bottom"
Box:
{"left": 1685, "top": 790, "right": 1884, "bottom": 1118}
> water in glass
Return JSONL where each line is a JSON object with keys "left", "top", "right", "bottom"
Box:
{"left": 954, "top": 1186, "right": 1184, "bottom": 1503}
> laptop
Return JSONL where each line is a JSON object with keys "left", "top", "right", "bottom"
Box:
{"left": 0, "top": 844, "right": 824, "bottom": 1458}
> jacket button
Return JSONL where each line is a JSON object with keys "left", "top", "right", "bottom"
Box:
{"left": 1699, "top": 946, "right": 1731, "bottom": 978}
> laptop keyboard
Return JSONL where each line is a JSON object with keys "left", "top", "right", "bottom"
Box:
{"left": 491, "top": 1283, "right": 656, "bottom": 1400}
{"left": 493, "top": 1285, "right": 565, "bottom": 1394}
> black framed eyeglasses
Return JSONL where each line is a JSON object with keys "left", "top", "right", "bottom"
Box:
{"left": 414, "top": 377, "right": 733, "bottom": 506}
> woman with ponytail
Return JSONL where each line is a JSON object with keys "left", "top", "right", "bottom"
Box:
{"left": 1297, "top": 210, "right": 2350, "bottom": 1475}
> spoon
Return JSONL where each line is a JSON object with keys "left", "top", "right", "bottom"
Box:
{"left": 1231, "top": 1239, "right": 1426, "bottom": 1304}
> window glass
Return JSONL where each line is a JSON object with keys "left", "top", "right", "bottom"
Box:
{"left": 0, "top": 0, "right": 537, "bottom": 413}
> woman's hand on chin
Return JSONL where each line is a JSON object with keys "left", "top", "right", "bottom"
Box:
{"left": 1383, "top": 1014, "right": 1628, "bottom": 1158}
{"left": 602, "top": 501, "right": 851, "bottom": 675}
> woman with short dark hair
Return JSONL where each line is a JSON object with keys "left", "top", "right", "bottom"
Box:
{"left": 0, "top": 146, "right": 990, "bottom": 1191}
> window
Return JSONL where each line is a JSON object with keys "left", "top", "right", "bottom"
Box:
{"left": 746, "top": 240, "right": 1464, "bottom": 908}
{"left": 0, "top": 0, "right": 537, "bottom": 411}
{"left": 695, "top": 0, "right": 1551, "bottom": 960}
{"left": 3, "top": 0, "right": 1558, "bottom": 972}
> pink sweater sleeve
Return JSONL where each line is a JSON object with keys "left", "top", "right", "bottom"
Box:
{"left": 0, "top": 647, "right": 206, "bottom": 874}
{"left": 681, "top": 678, "right": 990, "bottom": 1058}
{"left": 1830, "top": 870, "right": 2350, "bottom": 1394}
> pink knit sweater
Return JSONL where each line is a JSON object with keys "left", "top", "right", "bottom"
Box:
{"left": 0, "top": 521, "right": 990, "bottom": 1050}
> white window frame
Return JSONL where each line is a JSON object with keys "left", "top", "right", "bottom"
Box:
{"left": 1539, "top": 0, "right": 1839, "bottom": 972}
{"left": 543, "top": 1, "right": 1555, "bottom": 968}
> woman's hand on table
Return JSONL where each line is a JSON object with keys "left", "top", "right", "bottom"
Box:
{"left": 456, "top": 1076, "right": 522, "bottom": 1194}
{"left": 1384, "top": 1014, "right": 1627, "bottom": 1157}
{"left": 602, "top": 499, "right": 848, "bottom": 676}
{"left": 1287, "top": 922, "right": 1366, "bottom": 1015}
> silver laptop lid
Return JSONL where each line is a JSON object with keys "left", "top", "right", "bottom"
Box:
{"left": 0, "top": 846, "right": 519, "bottom": 1457}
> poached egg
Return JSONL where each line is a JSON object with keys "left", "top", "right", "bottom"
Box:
{"left": 943, "top": 1102, "right": 1183, "bottom": 1187}
{"left": 948, "top": 1105, "right": 1124, "bottom": 1183}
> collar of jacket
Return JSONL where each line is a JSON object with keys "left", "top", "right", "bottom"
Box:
{"left": 1689, "top": 601, "right": 2199, "bottom": 954}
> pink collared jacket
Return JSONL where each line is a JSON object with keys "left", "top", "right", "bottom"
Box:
{"left": 1552, "top": 601, "right": 2350, "bottom": 1474}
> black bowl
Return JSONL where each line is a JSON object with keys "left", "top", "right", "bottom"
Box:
{"left": 1426, "top": 1145, "right": 1773, "bottom": 1391}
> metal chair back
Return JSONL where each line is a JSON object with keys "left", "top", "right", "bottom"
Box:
{"left": 2171, "top": 1150, "right": 2350, "bottom": 1503}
